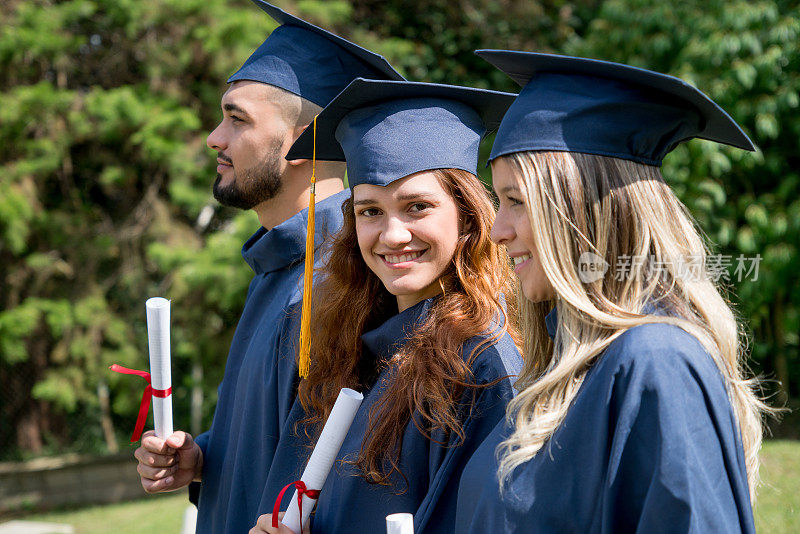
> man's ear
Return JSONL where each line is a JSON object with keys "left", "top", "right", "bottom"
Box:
{"left": 286, "top": 122, "right": 311, "bottom": 166}
{"left": 286, "top": 157, "right": 310, "bottom": 166}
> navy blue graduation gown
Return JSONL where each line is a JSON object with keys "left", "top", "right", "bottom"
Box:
{"left": 456, "top": 309, "right": 755, "bottom": 533}
{"left": 261, "top": 297, "right": 522, "bottom": 533}
{"left": 191, "top": 190, "right": 349, "bottom": 534}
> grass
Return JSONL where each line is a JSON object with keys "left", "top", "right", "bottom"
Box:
{"left": 21, "top": 492, "right": 188, "bottom": 534}
{"left": 755, "top": 440, "right": 800, "bottom": 532}
{"left": 11, "top": 440, "right": 800, "bottom": 533}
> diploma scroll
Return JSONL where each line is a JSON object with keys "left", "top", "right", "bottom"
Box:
{"left": 146, "top": 297, "right": 173, "bottom": 439}
{"left": 386, "top": 513, "right": 414, "bottom": 534}
{"left": 282, "top": 388, "right": 363, "bottom": 533}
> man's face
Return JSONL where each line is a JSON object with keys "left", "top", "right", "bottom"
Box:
{"left": 206, "top": 81, "right": 293, "bottom": 210}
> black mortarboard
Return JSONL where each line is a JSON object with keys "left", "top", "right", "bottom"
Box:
{"left": 476, "top": 50, "right": 756, "bottom": 166}
{"left": 286, "top": 78, "right": 516, "bottom": 187}
{"left": 229, "top": 1, "right": 404, "bottom": 107}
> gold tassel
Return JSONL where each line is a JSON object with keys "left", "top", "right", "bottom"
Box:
{"left": 298, "top": 116, "right": 318, "bottom": 379}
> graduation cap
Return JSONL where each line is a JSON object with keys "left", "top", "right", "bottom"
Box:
{"left": 288, "top": 78, "right": 516, "bottom": 378}
{"left": 475, "top": 50, "right": 756, "bottom": 166}
{"left": 286, "top": 78, "right": 517, "bottom": 187}
{"left": 229, "top": 0, "right": 404, "bottom": 107}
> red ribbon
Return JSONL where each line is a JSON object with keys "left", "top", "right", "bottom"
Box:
{"left": 109, "top": 364, "right": 172, "bottom": 442}
{"left": 272, "top": 480, "right": 321, "bottom": 529}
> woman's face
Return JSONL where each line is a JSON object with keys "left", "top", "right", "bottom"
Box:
{"left": 490, "top": 157, "right": 555, "bottom": 303}
{"left": 353, "top": 171, "right": 461, "bottom": 312}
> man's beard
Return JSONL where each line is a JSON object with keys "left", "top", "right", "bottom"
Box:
{"left": 212, "top": 139, "right": 284, "bottom": 210}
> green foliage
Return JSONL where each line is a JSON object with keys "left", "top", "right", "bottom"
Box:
{"left": 0, "top": 0, "right": 281, "bottom": 457}
{"left": 1, "top": 0, "right": 797, "bottom": 458}
{"left": 567, "top": 0, "right": 800, "bottom": 395}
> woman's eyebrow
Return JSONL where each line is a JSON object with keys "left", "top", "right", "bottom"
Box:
{"left": 497, "top": 185, "right": 521, "bottom": 195}
{"left": 354, "top": 192, "right": 437, "bottom": 206}
{"left": 395, "top": 192, "right": 438, "bottom": 201}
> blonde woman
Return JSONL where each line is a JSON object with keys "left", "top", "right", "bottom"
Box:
{"left": 455, "top": 52, "right": 767, "bottom": 533}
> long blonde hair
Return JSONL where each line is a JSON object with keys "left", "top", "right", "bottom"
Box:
{"left": 497, "top": 151, "right": 768, "bottom": 500}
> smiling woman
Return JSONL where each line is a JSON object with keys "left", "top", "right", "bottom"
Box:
{"left": 250, "top": 79, "right": 522, "bottom": 534}
{"left": 454, "top": 50, "right": 770, "bottom": 534}
{"left": 490, "top": 157, "right": 554, "bottom": 304}
{"left": 353, "top": 170, "right": 461, "bottom": 312}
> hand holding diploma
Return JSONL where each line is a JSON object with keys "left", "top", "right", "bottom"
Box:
{"left": 255, "top": 388, "right": 364, "bottom": 534}
{"left": 135, "top": 298, "right": 203, "bottom": 493}
{"left": 112, "top": 297, "right": 201, "bottom": 493}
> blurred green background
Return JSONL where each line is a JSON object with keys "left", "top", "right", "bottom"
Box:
{"left": 1, "top": 0, "right": 798, "bottom": 464}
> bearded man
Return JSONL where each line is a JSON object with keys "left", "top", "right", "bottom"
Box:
{"left": 131, "top": 2, "right": 402, "bottom": 532}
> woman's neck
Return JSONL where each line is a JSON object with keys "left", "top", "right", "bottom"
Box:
{"left": 395, "top": 284, "right": 443, "bottom": 313}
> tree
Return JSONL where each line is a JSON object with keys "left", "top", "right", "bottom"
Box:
{"left": 565, "top": 0, "right": 800, "bottom": 402}
{"left": 1, "top": 0, "right": 285, "bottom": 458}
{"left": 1, "top": 0, "right": 796, "bottom": 459}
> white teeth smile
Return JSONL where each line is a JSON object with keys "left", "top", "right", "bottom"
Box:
{"left": 513, "top": 254, "right": 532, "bottom": 266}
{"left": 384, "top": 251, "right": 424, "bottom": 264}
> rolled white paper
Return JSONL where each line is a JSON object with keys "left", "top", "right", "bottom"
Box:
{"left": 386, "top": 513, "right": 414, "bottom": 534}
{"left": 282, "top": 388, "right": 363, "bottom": 533}
{"left": 146, "top": 297, "right": 173, "bottom": 439}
